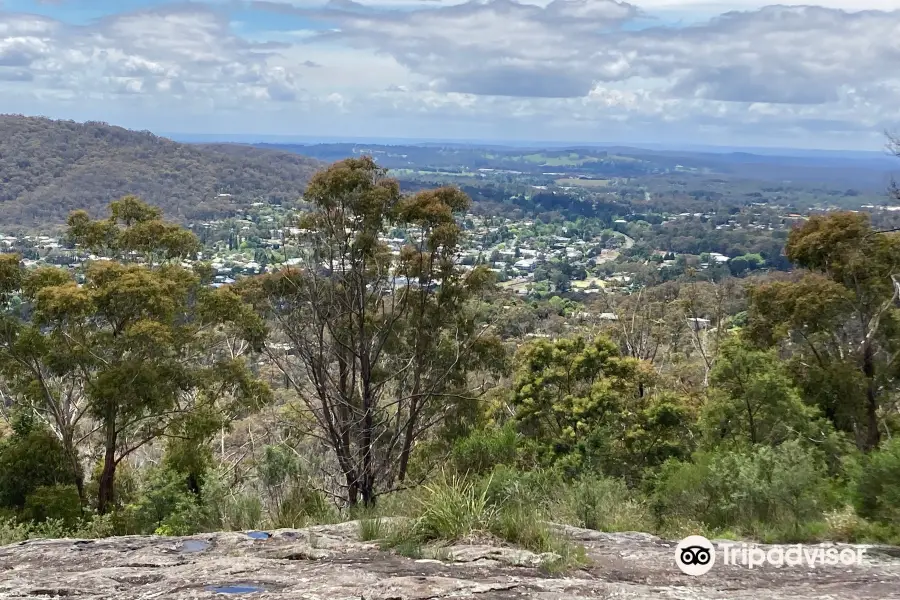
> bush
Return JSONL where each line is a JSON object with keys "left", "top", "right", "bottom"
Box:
{"left": 565, "top": 477, "right": 652, "bottom": 533}
{"left": 24, "top": 485, "right": 82, "bottom": 526}
{"left": 118, "top": 467, "right": 206, "bottom": 535}
{"left": 854, "top": 437, "right": 900, "bottom": 524}
{"left": 0, "top": 428, "right": 79, "bottom": 510}
{"left": 652, "top": 441, "right": 836, "bottom": 538}
{"left": 257, "top": 444, "right": 337, "bottom": 528}
{"left": 198, "top": 469, "right": 264, "bottom": 531}
{"left": 449, "top": 424, "right": 520, "bottom": 476}
{"left": 377, "top": 471, "right": 587, "bottom": 572}
{"left": 270, "top": 485, "right": 336, "bottom": 528}
{"left": 479, "top": 465, "right": 564, "bottom": 511}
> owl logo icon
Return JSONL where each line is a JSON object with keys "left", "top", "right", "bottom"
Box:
{"left": 675, "top": 535, "right": 715, "bottom": 576}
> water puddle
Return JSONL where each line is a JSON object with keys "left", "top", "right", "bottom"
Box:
{"left": 205, "top": 584, "right": 266, "bottom": 594}
{"left": 247, "top": 531, "right": 270, "bottom": 540}
{"left": 180, "top": 540, "right": 210, "bottom": 553}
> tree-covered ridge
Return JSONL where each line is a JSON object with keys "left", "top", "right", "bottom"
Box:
{"left": 0, "top": 115, "right": 322, "bottom": 227}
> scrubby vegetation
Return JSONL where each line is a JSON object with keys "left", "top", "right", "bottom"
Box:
{"left": 2, "top": 155, "right": 900, "bottom": 571}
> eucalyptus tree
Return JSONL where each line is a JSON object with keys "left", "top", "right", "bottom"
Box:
{"left": 0, "top": 196, "right": 271, "bottom": 512}
{"left": 241, "top": 157, "right": 503, "bottom": 507}
{"left": 748, "top": 212, "right": 900, "bottom": 450}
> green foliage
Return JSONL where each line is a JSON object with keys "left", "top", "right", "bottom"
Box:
{"left": 256, "top": 444, "right": 337, "bottom": 528}
{"left": 162, "top": 436, "right": 214, "bottom": 495}
{"left": 414, "top": 473, "right": 495, "bottom": 541}
{"left": 0, "top": 428, "right": 79, "bottom": 510}
{"left": 510, "top": 336, "right": 649, "bottom": 461}
{"left": 200, "top": 469, "right": 265, "bottom": 532}
{"left": 118, "top": 467, "right": 206, "bottom": 536}
{"left": 729, "top": 253, "right": 764, "bottom": 276}
{"left": 449, "top": 423, "right": 521, "bottom": 476}
{"left": 853, "top": 437, "right": 900, "bottom": 524}
{"left": 379, "top": 470, "right": 586, "bottom": 572}
{"left": 358, "top": 517, "right": 384, "bottom": 541}
{"left": 508, "top": 335, "right": 690, "bottom": 481}
{"left": 702, "top": 336, "right": 830, "bottom": 448}
{"left": 0, "top": 198, "right": 272, "bottom": 514}
{"left": 652, "top": 441, "right": 836, "bottom": 538}
{"left": 750, "top": 212, "right": 900, "bottom": 451}
{"left": 478, "top": 466, "right": 565, "bottom": 511}
{"left": 246, "top": 157, "right": 505, "bottom": 507}
{"left": 23, "top": 485, "right": 82, "bottom": 526}
{"left": 566, "top": 478, "right": 652, "bottom": 533}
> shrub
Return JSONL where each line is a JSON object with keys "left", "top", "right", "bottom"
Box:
{"left": 449, "top": 424, "right": 520, "bottom": 475}
{"left": 119, "top": 467, "right": 206, "bottom": 535}
{"left": 0, "top": 428, "right": 79, "bottom": 510}
{"left": 198, "top": 469, "right": 264, "bottom": 531}
{"left": 652, "top": 441, "right": 835, "bottom": 538}
{"left": 854, "top": 437, "right": 900, "bottom": 524}
{"left": 24, "top": 485, "right": 82, "bottom": 526}
{"left": 479, "top": 465, "right": 563, "bottom": 511}
{"left": 565, "top": 477, "right": 652, "bottom": 533}
{"left": 270, "top": 485, "right": 336, "bottom": 529}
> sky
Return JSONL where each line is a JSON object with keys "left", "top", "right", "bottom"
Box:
{"left": 2, "top": 0, "right": 900, "bottom": 150}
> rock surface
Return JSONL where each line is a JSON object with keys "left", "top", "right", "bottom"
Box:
{"left": 1, "top": 521, "right": 900, "bottom": 599}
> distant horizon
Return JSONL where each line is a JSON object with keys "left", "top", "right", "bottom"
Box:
{"left": 164, "top": 132, "right": 897, "bottom": 163}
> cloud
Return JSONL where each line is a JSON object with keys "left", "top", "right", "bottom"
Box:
{"left": 1, "top": 1, "right": 900, "bottom": 148}
{"left": 276, "top": 1, "right": 900, "bottom": 109}
{"left": 0, "top": 4, "right": 309, "bottom": 103}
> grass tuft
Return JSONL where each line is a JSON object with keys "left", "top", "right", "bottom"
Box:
{"left": 358, "top": 517, "right": 384, "bottom": 542}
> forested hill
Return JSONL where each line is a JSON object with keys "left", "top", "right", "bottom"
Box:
{"left": 0, "top": 116, "right": 322, "bottom": 228}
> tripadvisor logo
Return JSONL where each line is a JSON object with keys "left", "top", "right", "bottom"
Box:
{"left": 675, "top": 535, "right": 867, "bottom": 575}
{"left": 675, "top": 535, "right": 715, "bottom": 576}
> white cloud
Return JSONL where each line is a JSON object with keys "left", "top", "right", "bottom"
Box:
{"left": 1, "top": 1, "right": 900, "bottom": 149}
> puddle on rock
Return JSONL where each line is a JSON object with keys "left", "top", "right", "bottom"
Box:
{"left": 180, "top": 540, "right": 210, "bottom": 553}
{"left": 205, "top": 584, "right": 266, "bottom": 594}
{"left": 247, "top": 531, "right": 270, "bottom": 540}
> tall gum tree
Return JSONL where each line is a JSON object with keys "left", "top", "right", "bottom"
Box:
{"left": 240, "top": 157, "right": 504, "bottom": 507}
{"left": 0, "top": 197, "right": 271, "bottom": 512}
{"left": 748, "top": 212, "right": 900, "bottom": 451}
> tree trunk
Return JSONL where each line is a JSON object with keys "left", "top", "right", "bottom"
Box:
{"left": 396, "top": 396, "right": 421, "bottom": 485}
{"left": 61, "top": 430, "right": 85, "bottom": 508}
{"left": 360, "top": 399, "right": 376, "bottom": 508}
{"left": 73, "top": 467, "right": 86, "bottom": 511}
{"left": 397, "top": 421, "right": 415, "bottom": 485}
{"left": 97, "top": 445, "right": 117, "bottom": 514}
{"left": 346, "top": 472, "right": 360, "bottom": 508}
{"left": 863, "top": 343, "right": 881, "bottom": 451}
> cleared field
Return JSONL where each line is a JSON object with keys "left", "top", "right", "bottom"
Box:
{"left": 555, "top": 178, "right": 611, "bottom": 188}
{"left": 572, "top": 278, "right": 607, "bottom": 289}
{"left": 521, "top": 153, "right": 600, "bottom": 166}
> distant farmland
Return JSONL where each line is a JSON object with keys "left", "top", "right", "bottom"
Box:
{"left": 555, "top": 178, "right": 611, "bottom": 188}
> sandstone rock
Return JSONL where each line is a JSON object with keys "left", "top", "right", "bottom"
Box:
{"left": 0, "top": 522, "right": 897, "bottom": 599}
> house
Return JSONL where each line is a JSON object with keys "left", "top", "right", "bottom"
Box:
{"left": 514, "top": 258, "right": 537, "bottom": 271}
{"left": 688, "top": 318, "right": 711, "bottom": 331}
